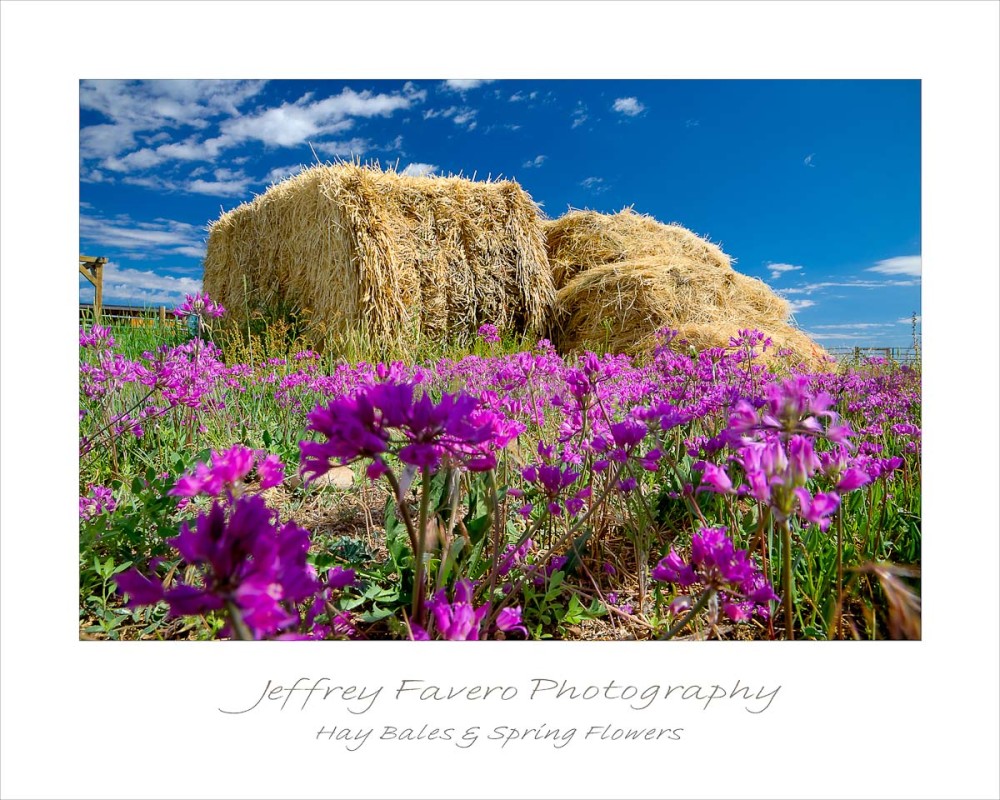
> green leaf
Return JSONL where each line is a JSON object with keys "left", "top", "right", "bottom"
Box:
{"left": 463, "top": 476, "right": 491, "bottom": 543}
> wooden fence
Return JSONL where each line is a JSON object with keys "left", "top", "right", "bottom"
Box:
{"left": 80, "top": 303, "right": 185, "bottom": 329}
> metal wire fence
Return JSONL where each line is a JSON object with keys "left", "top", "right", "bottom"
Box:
{"left": 825, "top": 346, "right": 920, "bottom": 365}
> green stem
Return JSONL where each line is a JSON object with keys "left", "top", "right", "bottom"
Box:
{"left": 225, "top": 600, "right": 254, "bottom": 641}
{"left": 836, "top": 511, "right": 844, "bottom": 640}
{"left": 781, "top": 518, "right": 794, "bottom": 641}
{"left": 411, "top": 469, "right": 432, "bottom": 625}
{"left": 660, "top": 588, "right": 714, "bottom": 640}
{"left": 486, "top": 469, "right": 502, "bottom": 604}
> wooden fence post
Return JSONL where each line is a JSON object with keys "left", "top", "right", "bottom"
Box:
{"left": 79, "top": 255, "right": 107, "bottom": 323}
{"left": 159, "top": 306, "right": 167, "bottom": 326}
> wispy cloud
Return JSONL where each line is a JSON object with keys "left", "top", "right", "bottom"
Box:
{"left": 612, "top": 97, "right": 645, "bottom": 117}
{"left": 807, "top": 332, "right": 874, "bottom": 342}
{"left": 442, "top": 79, "right": 493, "bottom": 92}
{"left": 897, "top": 315, "right": 922, "bottom": 324}
{"left": 312, "top": 137, "right": 371, "bottom": 157}
{"left": 400, "top": 162, "right": 439, "bottom": 177}
{"left": 186, "top": 178, "right": 252, "bottom": 197}
{"left": 571, "top": 103, "right": 588, "bottom": 129}
{"left": 80, "top": 214, "right": 206, "bottom": 259}
{"left": 781, "top": 278, "right": 921, "bottom": 295}
{"left": 83, "top": 82, "right": 423, "bottom": 177}
{"left": 804, "top": 153, "right": 816, "bottom": 167}
{"left": 811, "top": 322, "right": 896, "bottom": 330}
{"left": 768, "top": 262, "right": 803, "bottom": 280}
{"left": 685, "top": 119, "right": 700, "bottom": 128}
{"left": 79, "top": 79, "right": 267, "bottom": 160}
{"left": 264, "top": 164, "right": 307, "bottom": 184}
{"left": 866, "top": 255, "right": 921, "bottom": 277}
{"left": 522, "top": 155, "right": 547, "bottom": 169}
{"left": 788, "top": 299, "right": 816, "bottom": 313}
{"left": 423, "top": 105, "right": 478, "bottom": 130}
{"left": 580, "top": 176, "right": 608, "bottom": 193}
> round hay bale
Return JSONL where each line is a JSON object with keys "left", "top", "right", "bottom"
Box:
{"left": 543, "top": 208, "right": 731, "bottom": 289}
{"left": 548, "top": 256, "right": 830, "bottom": 371}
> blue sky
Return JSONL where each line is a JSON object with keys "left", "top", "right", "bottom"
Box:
{"left": 79, "top": 79, "right": 921, "bottom": 348}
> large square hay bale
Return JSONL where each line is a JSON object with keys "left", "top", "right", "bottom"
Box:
{"left": 203, "top": 163, "right": 555, "bottom": 351}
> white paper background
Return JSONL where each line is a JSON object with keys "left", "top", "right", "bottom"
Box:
{"left": 1, "top": 2, "right": 997, "bottom": 798}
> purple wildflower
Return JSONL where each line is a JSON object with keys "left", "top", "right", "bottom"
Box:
{"left": 116, "top": 495, "right": 319, "bottom": 639}
{"left": 414, "top": 580, "right": 489, "bottom": 641}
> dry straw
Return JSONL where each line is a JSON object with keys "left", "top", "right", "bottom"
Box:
{"left": 544, "top": 208, "right": 732, "bottom": 290}
{"left": 203, "top": 162, "right": 554, "bottom": 352}
{"left": 544, "top": 210, "right": 830, "bottom": 370}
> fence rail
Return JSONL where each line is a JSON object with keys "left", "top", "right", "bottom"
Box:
{"left": 825, "top": 346, "right": 920, "bottom": 365}
{"left": 80, "top": 303, "right": 186, "bottom": 329}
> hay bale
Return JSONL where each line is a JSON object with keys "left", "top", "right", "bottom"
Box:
{"left": 544, "top": 208, "right": 731, "bottom": 289}
{"left": 203, "top": 163, "right": 554, "bottom": 351}
{"left": 548, "top": 256, "right": 830, "bottom": 371}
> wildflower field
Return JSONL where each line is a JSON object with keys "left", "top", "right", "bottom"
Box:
{"left": 80, "top": 295, "right": 921, "bottom": 642}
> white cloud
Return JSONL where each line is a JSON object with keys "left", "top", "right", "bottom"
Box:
{"left": 442, "top": 79, "right": 493, "bottom": 92}
{"left": 685, "top": 119, "right": 700, "bottom": 128}
{"left": 80, "top": 80, "right": 266, "bottom": 160}
{"left": 83, "top": 82, "right": 423, "bottom": 177}
{"left": 571, "top": 103, "right": 589, "bottom": 129}
{"left": 186, "top": 177, "right": 253, "bottom": 197}
{"left": 897, "top": 315, "right": 922, "bottom": 324}
{"left": 312, "top": 137, "right": 371, "bottom": 157}
{"left": 401, "top": 162, "right": 438, "bottom": 177}
{"left": 580, "top": 176, "right": 608, "bottom": 194}
{"left": 509, "top": 92, "right": 526, "bottom": 102}
{"left": 768, "top": 262, "right": 803, "bottom": 280}
{"left": 782, "top": 278, "right": 921, "bottom": 295}
{"left": 222, "top": 87, "right": 416, "bottom": 149}
{"left": 612, "top": 97, "right": 645, "bottom": 116}
{"left": 264, "top": 164, "right": 307, "bottom": 184}
{"left": 522, "top": 155, "right": 547, "bottom": 168}
{"left": 423, "top": 105, "right": 478, "bottom": 130}
{"left": 80, "top": 214, "right": 205, "bottom": 258}
{"left": 807, "top": 332, "right": 871, "bottom": 342}
{"left": 81, "top": 260, "right": 202, "bottom": 305}
{"left": 804, "top": 153, "right": 816, "bottom": 167}
{"left": 80, "top": 123, "right": 139, "bottom": 160}
{"left": 866, "top": 255, "right": 921, "bottom": 277}
{"left": 812, "top": 322, "right": 896, "bottom": 330}
{"left": 788, "top": 299, "right": 816, "bottom": 313}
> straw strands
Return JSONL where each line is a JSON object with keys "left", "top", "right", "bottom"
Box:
{"left": 203, "top": 163, "right": 554, "bottom": 352}
{"left": 543, "top": 210, "right": 830, "bottom": 370}
{"left": 544, "top": 208, "right": 731, "bottom": 290}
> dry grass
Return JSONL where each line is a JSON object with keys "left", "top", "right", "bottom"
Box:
{"left": 204, "top": 162, "right": 554, "bottom": 353}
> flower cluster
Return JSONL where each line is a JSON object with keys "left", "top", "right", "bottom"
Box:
{"left": 411, "top": 580, "right": 526, "bottom": 640}
{"left": 172, "top": 292, "right": 226, "bottom": 319}
{"left": 79, "top": 325, "right": 116, "bottom": 350}
{"left": 79, "top": 484, "right": 117, "bottom": 521}
{"left": 477, "top": 323, "right": 501, "bottom": 344}
{"left": 652, "top": 527, "right": 778, "bottom": 622}
{"left": 170, "top": 445, "right": 285, "bottom": 501}
{"left": 116, "top": 494, "right": 319, "bottom": 639}
{"left": 300, "top": 381, "right": 513, "bottom": 480}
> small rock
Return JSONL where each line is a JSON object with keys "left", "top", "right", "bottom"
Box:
{"left": 311, "top": 465, "right": 355, "bottom": 490}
